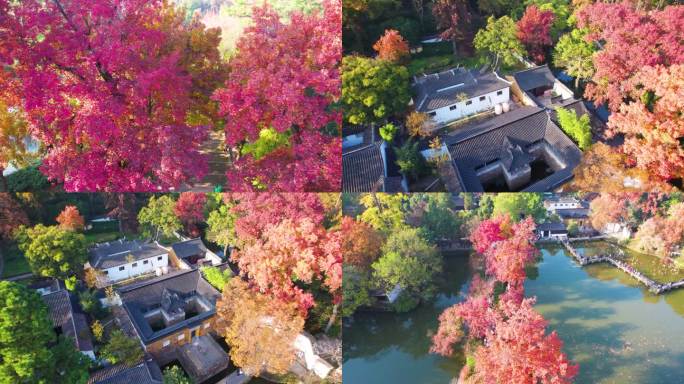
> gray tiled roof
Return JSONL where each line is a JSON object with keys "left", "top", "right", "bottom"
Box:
{"left": 537, "top": 222, "right": 567, "bottom": 232}
{"left": 171, "top": 238, "right": 208, "bottom": 259}
{"left": 556, "top": 208, "right": 590, "bottom": 219}
{"left": 513, "top": 65, "right": 556, "bottom": 91}
{"left": 342, "top": 143, "right": 384, "bottom": 192}
{"left": 446, "top": 106, "right": 582, "bottom": 192}
{"left": 42, "top": 289, "right": 93, "bottom": 353}
{"left": 88, "top": 358, "right": 163, "bottom": 384}
{"left": 42, "top": 289, "right": 72, "bottom": 329}
{"left": 413, "top": 68, "right": 510, "bottom": 112}
{"left": 89, "top": 239, "right": 167, "bottom": 269}
{"left": 118, "top": 269, "right": 220, "bottom": 344}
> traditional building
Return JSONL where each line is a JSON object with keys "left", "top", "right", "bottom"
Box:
{"left": 87, "top": 239, "right": 169, "bottom": 283}
{"left": 342, "top": 142, "right": 405, "bottom": 192}
{"left": 40, "top": 284, "right": 95, "bottom": 360}
{"left": 412, "top": 68, "right": 511, "bottom": 127}
{"left": 116, "top": 270, "right": 223, "bottom": 366}
{"left": 88, "top": 358, "right": 163, "bottom": 384}
{"left": 537, "top": 222, "right": 568, "bottom": 240}
{"left": 171, "top": 238, "right": 222, "bottom": 269}
{"left": 444, "top": 106, "right": 582, "bottom": 192}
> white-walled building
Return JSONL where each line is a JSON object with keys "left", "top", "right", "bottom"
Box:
{"left": 87, "top": 239, "right": 169, "bottom": 283}
{"left": 171, "top": 238, "right": 223, "bottom": 269}
{"left": 537, "top": 222, "right": 568, "bottom": 240}
{"left": 412, "top": 68, "right": 511, "bottom": 127}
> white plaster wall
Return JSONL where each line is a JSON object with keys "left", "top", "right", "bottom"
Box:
{"left": 429, "top": 88, "right": 510, "bottom": 125}
{"left": 102, "top": 253, "right": 168, "bottom": 281}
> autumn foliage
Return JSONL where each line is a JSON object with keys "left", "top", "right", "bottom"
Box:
{"left": 432, "top": 215, "right": 578, "bottom": 383}
{"left": 56, "top": 205, "right": 85, "bottom": 232}
{"left": 607, "top": 65, "right": 684, "bottom": 182}
{"left": 213, "top": 0, "right": 342, "bottom": 191}
{"left": 517, "top": 5, "right": 555, "bottom": 63}
{"left": 216, "top": 279, "right": 304, "bottom": 376}
{"left": 0, "top": 0, "right": 219, "bottom": 191}
{"left": 341, "top": 216, "right": 384, "bottom": 268}
{"left": 576, "top": 3, "right": 684, "bottom": 112}
{"left": 373, "top": 29, "right": 410, "bottom": 63}
{"left": 0, "top": 193, "right": 29, "bottom": 240}
{"left": 228, "top": 193, "right": 340, "bottom": 318}
{"left": 174, "top": 192, "right": 206, "bottom": 237}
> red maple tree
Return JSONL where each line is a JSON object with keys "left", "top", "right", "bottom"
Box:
{"left": 373, "top": 29, "right": 410, "bottom": 63}
{"left": 213, "top": 0, "right": 341, "bottom": 191}
{"left": 174, "top": 192, "right": 206, "bottom": 237}
{"left": 517, "top": 5, "right": 555, "bottom": 64}
{"left": 576, "top": 3, "right": 684, "bottom": 111}
{"left": 0, "top": 0, "right": 217, "bottom": 191}
{"left": 56, "top": 205, "right": 85, "bottom": 232}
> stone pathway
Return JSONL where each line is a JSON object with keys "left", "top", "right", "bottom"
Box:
{"left": 180, "top": 130, "right": 230, "bottom": 192}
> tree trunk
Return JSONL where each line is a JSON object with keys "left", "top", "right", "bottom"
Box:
{"left": 223, "top": 243, "right": 229, "bottom": 259}
{"left": 575, "top": 76, "right": 580, "bottom": 91}
{"left": 324, "top": 303, "right": 339, "bottom": 334}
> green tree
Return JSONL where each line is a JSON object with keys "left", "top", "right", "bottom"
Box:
{"left": 412, "top": 194, "right": 462, "bottom": 242}
{"left": 491, "top": 193, "right": 546, "bottom": 222}
{"left": 162, "top": 365, "right": 191, "bottom": 384}
{"left": 241, "top": 127, "right": 291, "bottom": 161}
{"left": 474, "top": 16, "right": 526, "bottom": 69}
{"left": 78, "top": 289, "right": 107, "bottom": 320}
{"left": 525, "top": 0, "right": 570, "bottom": 39}
{"left": 205, "top": 202, "right": 236, "bottom": 257}
{"left": 379, "top": 123, "right": 398, "bottom": 142}
{"left": 341, "top": 56, "right": 410, "bottom": 125}
{"left": 0, "top": 281, "right": 88, "bottom": 384}
{"left": 394, "top": 140, "right": 430, "bottom": 181}
{"left": 341, "top": 265, "right": 373, "bottom": 318}
{"left": 200, "top": 266, "right": 232, "bottom": 292}
{"left": 359, "top": 193, "right": 409, "bottom": 234}
{"left": 14, "top": 225, "right": 87, "bottom": 280}
{"left": 556, "top": 107, "right": 592, "bottom": 150}
{"left": 553, "top": 29, "right": 595, "bottom": 89}
{"left": 100, "top": 329, "right": 143, "bottom": 366}
{"left": 372, "top": 227, "right": 442, "bottom": 300}
{"left": 137, "top": 195, "right": 181, "bottom": 240}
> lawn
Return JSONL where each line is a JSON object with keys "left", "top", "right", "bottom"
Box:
{"left": 1, "top": 243, "right": 31, "bottom": 278}
{"left": 406, "top": 42, "right": 482, "bottom": 77}
{"left": 84, "top": 221, "right": 123, "bottom": 246}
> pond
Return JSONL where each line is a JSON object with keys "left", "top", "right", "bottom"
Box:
{"left": 343, "top": 246, "right": 684, "bottom": 383}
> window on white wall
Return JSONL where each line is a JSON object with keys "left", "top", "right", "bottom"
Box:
{"left": 449, "top": 105, "right": 457, "bottom": 111}
{"left": 143, "top": 260, "right": 149, "bottom": 265}
{"left": 465, "top": 100, "right": 472, "bottom": 105}
{"left": 157, "top": 256, "right": 163, "bottom": 261}
{"left": 497, "top": 90, "right": 503, "bottom": 96}
{"left": 428, "top": 111, "right": 436, "bottom": 117}
{"left": 479, "top": 96, "right": 485, "bottom": 101}
{"left": 119, "top": 266, "right": 125, "bottom": 271}
{"left": 132, "top": 263, "right": 137, "bottom": 268}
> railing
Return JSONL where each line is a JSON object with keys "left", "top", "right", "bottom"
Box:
{"left": 559, "top": 240, "right": 684, "bottom": 294}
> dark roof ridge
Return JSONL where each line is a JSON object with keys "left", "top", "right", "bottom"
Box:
{"left": 342, "top": 142, "right": 380, "bottom": 157}
{"left": 116, "top": 269, "right": 197, "bottom": 293}
{"left": 448, "top": 107, "right": 546, "bottom": 145}
{"left": 515, "top": 64, "right": 550, "bottom": 73}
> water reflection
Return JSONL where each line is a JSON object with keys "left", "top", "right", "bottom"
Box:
{"left": 344, "top": 246, "right": 684, "bottom": 384}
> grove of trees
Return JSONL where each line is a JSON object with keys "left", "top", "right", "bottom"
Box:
{"left": 0, "top": 0, "right": 341, "bottom": 192}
